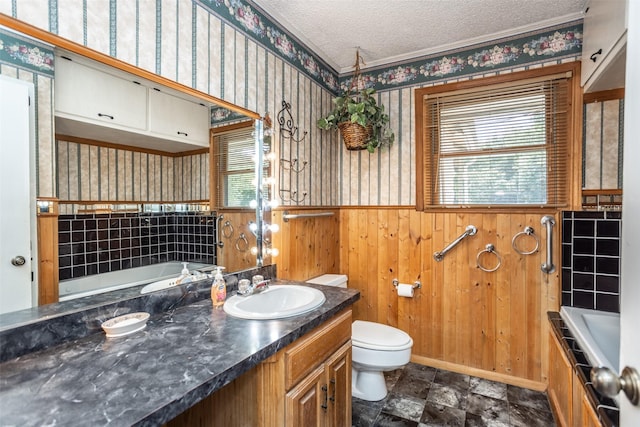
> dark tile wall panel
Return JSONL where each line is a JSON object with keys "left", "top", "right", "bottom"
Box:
{"left": 172, "top": 214, "right": 217, "bottom": 264}
{"left": 561, "top": 211, "right": 621, "bottom": 313}
{"left": 58, "top": 212, "right": 217, "bottom": 281}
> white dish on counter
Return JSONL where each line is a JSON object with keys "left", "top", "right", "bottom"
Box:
{"left": 101, "top": 312, "right": 150, "bottom": 337}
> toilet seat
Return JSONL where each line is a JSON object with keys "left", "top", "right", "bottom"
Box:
{"left": 352, "top": 320, "right": 413, "bottom": 351}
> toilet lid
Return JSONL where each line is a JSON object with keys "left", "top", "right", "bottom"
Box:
{"left": 352, "top": 320, "right": 413, "bottom": 351}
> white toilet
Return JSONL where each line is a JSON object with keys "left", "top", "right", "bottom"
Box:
{"left": 306, "top": 274, "right": 414, "bottom": 401}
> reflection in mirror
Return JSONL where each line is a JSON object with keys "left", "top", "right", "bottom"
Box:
{"left": 0, "top": 20, "right": 265, "bottom": 325}
{"left": 210, "top": 118, "right": 277, "bottom": 268}
{"left": 53, "top": 49, "right": 249, "bottom": 301}
{"left": 211, "top": 120, "right": 261, "bottom": 272}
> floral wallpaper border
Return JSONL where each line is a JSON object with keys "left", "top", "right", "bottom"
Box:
{"left": 1, "top": 4, "right": 583, "bottom": 100}
{"left": 338, "top": 22, "right": 583, "bottom": 93}
{"left": 210, "top": 105, "right": 253, "bottom": 125}
{"left": 196, "top": 0, "right": 583, "bottom": 95}
{"left": 0, "top": 28, "right": 54, "bottom": 77}
{"left": 197, "top": 0, "right": 340, "bottom": 93}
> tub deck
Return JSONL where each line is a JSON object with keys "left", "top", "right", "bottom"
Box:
{"left": 560, "top": 306, "right": 620, "bottom": 372}
{"left": 59, "top": 261, "right": 213, "bottom": 301}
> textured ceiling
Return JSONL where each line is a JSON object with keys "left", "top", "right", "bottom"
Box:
{"left": 251, "top": 0, "right": 586, "bottom": 74}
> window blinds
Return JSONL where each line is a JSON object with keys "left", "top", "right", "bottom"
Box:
{"left": 213, "top": 126, "right": 255, "bottom": 208}
{"left": 421, "top": 74, "right": 570, "bottom": 208}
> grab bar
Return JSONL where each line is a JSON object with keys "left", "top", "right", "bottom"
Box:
{"left": 282, "top": 211, "right": 334, "bottom": 222}
{"left": 215, "top": 214, "right": 224, "bottom": 248}
{"left": 434, "top": 225, "right": 477, "bottom": 262}
{"left": 540, "top": 215, "right": 556, "bottom": 273}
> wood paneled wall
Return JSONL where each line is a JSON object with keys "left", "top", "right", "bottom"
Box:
{"left": 271, "top": 208, "right": 340, "bottom": 281}
{"left": 216, "top": 210, "right": 260, "bottom": 273}
{"left": 36, "top": 199, "right": 59, "bottom": 305}
{"left": 274, "top": 207, "right": 561, "bottom": 388}
{"left": 338, "top": 208, "right": 560, "bottom": 387}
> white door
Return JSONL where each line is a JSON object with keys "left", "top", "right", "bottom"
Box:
{"left": 0, "top": 76, "right": 34, "bottom": 315}
{"left": 620, "top": 0, "right": 640, "bottom": 424}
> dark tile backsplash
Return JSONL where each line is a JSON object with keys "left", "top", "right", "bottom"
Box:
{"left": 58, "top": 212, "right": 217, "bottom": 281}
{"left": 562, "top": 211, "right": 621, "bottom": 313}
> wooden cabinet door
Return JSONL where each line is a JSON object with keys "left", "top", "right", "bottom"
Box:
{"left": 286, "top": 365, "right": 325, "bottom": 427}
{"left": 548, "top": 332, "right": 572, "bottom": 427}
{"left": 581, "top": 0, "right": 628, "bottom": 91}
{"left": 148, "top": 89, "right": 210, "bottom": 146}
{"left": 325, "top": 342, "right": 352, "bottom": 427}
{"left": 581, "top": 393, "right": 601, "bottom": 427}
{"left": 55, "top": 57, "right": 148, "bottom": 130}
{"left": 572, "top": 371, "right": 584, "bottom": 427}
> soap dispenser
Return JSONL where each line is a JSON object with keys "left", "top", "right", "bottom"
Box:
{"left": 176, "top": 262, "right": 192, "bottom": 284}
{"left": 211, "top": 266, "right": 227, "bottom": 308}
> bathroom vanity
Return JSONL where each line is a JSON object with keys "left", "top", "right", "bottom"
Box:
{"left": 0, "top": 279, "right": 359, "bottom": 426}
{"left": 168, "top": 309, "right": 353, "bottom": 426}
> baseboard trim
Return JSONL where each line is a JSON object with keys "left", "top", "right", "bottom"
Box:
{"left": 410, "top": 355, "right": 547, "bottom": 392}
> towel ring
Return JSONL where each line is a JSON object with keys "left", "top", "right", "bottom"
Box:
{"left": 235, "top": 233, "right": 249, "bottom": 252}
{"left": 512, "top": 226, "right": 539, "bottom": 255}
{"left": 477, "top": 244, "right": 502, "bottom": 272}
{"left": 222, "top": 220, "right": 234, "bottom": 238}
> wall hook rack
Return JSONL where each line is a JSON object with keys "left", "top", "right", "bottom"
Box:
{"left": 277, "top": 99, "right": 308, "bottom": 204}
{"left": 278, "top": 189, "right": 308, "bottom": 203}
{"left": 277, "top": 100, "right": 308, "bottom": 143}
{"left": 280, "top": 158, "right": 308, "bottom": 173}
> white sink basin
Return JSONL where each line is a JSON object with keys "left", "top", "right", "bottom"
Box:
{"left": 223, "top": 285, "right": 326, "bottom": 319}
{"left": 140, "top": 278, "right": 178, "bottom": 294}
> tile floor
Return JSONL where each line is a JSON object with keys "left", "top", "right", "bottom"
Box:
{"left": 352, "top": 363, "right": 557, "bottom": 427}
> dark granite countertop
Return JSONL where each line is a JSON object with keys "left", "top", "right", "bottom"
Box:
{"left": 0, "top": 280, "right": 359, "bottom": 426}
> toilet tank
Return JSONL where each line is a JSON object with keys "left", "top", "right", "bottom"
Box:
{"left": 306, "top": 274, "right": 348, "bottom": 288}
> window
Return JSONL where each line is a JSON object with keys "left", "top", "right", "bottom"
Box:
{"left": 213, "top": 124, "right": 257, "bottom": 208}
{"left": 416, "top": 64, "right": 577, "bottom": 210}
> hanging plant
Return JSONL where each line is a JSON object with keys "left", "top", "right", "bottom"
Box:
{"left": 317, "top": 51, "right": 394, "bottom": 153}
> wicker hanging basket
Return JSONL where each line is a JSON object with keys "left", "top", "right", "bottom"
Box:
{"left": 338, "top": 122, "right": 372, "bottom": 150}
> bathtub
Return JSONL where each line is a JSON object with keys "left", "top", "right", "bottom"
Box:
{"left": 560, "top": 306, "right": 620, "bottom": 372}
{"left": 59, "top": 261, "right": 213, "bottom": 301}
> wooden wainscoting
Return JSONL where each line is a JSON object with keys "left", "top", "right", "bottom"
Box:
{"left": 274, "top": 206, "right": 561, "bottom": 388}
{"left": 338, "top": 207, "right": 560, "bottom": 388}
{"left": 216, "top": 210, "right": 259, "bottom": 273}
{"left": 37, "top": 198, "right": 59, "bottom": 305}
{"left": 271, "top": 208, "right": 340, "bottom": 281}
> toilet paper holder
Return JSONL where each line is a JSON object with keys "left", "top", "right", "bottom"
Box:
{"left": 392, "top": 278, "right": 421, "bottom": 289}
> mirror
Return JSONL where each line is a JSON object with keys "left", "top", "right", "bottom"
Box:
{"left": 0, "top": 17, "right": 271, "bottom": 326}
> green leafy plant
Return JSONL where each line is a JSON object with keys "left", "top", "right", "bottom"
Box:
{"left": 317, "top": 88, "right": 394, "bottom": 153}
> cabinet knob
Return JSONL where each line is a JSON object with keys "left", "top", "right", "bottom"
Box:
{"left": 591, "top": 366, "right": 640, "bottom": 405}
{"left": 590, "top": 49, "right": 603, "bottom": 62}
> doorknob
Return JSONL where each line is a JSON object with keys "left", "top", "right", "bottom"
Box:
{"left": 591, "top": 366, "right": 640, "bottom": 405}
{"left": 11, "top": 256, "right": 26, "bottom": 266}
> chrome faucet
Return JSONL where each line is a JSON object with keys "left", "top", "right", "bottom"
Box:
{"left": 237, "top": 276, "right": 271, "bottom": 296}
